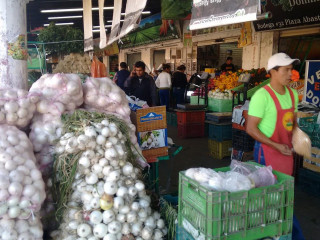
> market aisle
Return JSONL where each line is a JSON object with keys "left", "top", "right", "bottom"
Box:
{"left": 158, "top": 125, "right": 320, "bottom": 240}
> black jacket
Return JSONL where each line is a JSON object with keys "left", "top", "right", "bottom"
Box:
{"left": 127, "top": 73, "right": 157, "bottom": 106}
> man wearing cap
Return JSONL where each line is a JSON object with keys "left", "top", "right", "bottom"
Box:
{"left": 247, "top": 53, "right": 304, "bottom": 240}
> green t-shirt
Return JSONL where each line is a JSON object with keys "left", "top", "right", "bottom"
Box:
{"left": 248, "top": 84, "right": 298, "bottom": 138}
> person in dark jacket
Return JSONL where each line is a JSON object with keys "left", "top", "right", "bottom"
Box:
{"left": 220, "top": 57, "right": 235, "bottom": 72}
{"left": 114, "top": 62, "right": 130, "bottom": 91}
{"left": 126, "top": 61, "right": 157, "bottom": 106}
{"left": 172, "top": 65, "right": 188, "bottom": 106}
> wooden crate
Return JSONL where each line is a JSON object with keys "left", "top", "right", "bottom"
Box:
{"left": 143, "top": 147, "right": 169, "bottom": 162}
{"left": 131, "top": 106, "right": 167, "bottom": 132}
{"left": 303, "top": 147, "right": 320, "bottom": 173}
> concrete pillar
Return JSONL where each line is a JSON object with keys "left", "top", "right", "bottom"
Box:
{"left": 0, "top": 0, "right": 30, "bottom": 90}
{"left": 242, "top": 30, "right": 279, "bottom": 70}
{"left": 141, "top": 48, "right": 152, "bottom": 73}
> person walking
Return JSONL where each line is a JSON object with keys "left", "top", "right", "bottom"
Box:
{"left": 172, "top": 65, "right": 188, "bottom": 106}
{"left": 155, "top": 64, "right": 172, "bottom": 109}
{"left": 246, "top": 53, "right": 304, "bottom": 240}
{"left": 113, "top": 62, "right": 130, "bottom": 92}
{"left": 126, "top": 61, "right": 157, "bottom": 107}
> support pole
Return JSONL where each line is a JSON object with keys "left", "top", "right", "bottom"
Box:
{"left": 0, "top": 0, "right": 30, "bottom": 90}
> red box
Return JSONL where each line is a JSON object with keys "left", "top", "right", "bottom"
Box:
{"left": 176, "top": 110, "right": 205, "bottom": 125}
{"left": 178, "top": 123, "right": 205, "bottom": 139}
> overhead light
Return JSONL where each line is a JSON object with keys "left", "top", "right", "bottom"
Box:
{"left": 43, "top": 22, "right": 74, "bottom": 26}
{"left": 107, "top": 20, "right": 125, "bottom": 23}
{"left": 121, "top": 11, "right": 151, "bottom": 16}
{"left": 92, "top": 29, "right": 108, "bottom": 33}
{"left": 48, "top": 16, "right": 82, "bottom": 20}
{"left": 41, "top": 7, "right": 114, "bottom": 13}
{"left": 93, "top": 25, "right": 112, "bottom": 29}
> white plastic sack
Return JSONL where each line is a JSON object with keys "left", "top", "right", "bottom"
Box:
{"left": 29, "top": 113, "right": 63, "bottom": 152}
{"left": 29, "top": 73, "right": 83, "bottom": 115}
{"left": 83, "top": 77, "right": 131, "bottom": 120}
{"left": 0, "top": 87, "right": 38, "bottom": 128}
{"left": 0, "top": 125, "right": 46, "bottom": 219}
{"left": 0, "top": 216, "right": 43, "bottom": 240}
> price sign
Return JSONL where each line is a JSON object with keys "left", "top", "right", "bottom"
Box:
{"left": 304, "top": 61, "right": 320, "bottom": 107}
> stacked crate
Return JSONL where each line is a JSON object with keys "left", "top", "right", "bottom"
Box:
{"left": 176, "top": 110, "right": 205, "bottom": 138}
{"left": 177, "top": 163, "right": 294, "bottom": 240}
{"left": 206, "top": 112, "right": 232, "bottom": 160}
{"left": 131, "top": 106, "right": 168, "bottom": 161}
{"left": 232, "top": 105, "right": 255, "bottom": 161}
{"left": 298, "top": 114, "right": 320, "bottom": 197}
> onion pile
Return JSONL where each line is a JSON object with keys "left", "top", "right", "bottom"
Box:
{"left": 0, "top": 125, "right": 45, "bottom": 239}
{"left": 0, "top": 88, "right": 38, "bottom": 128}
{"left": 51, "top": 112, "right": 166, "bottom": 240}
{"left": 83, "top": 77, "right": 131, "bottom": 121}
{"left": 29, "top": 73, "right": 83, "bottom": 115}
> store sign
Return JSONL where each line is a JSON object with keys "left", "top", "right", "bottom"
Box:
{"left": 304, "top": 61, "right": 320, "bottom": 107}
{"left": 120, "top": 13, "right": 179, "bottom": 48}
{"left": 189, "top": 0, "right": 261, "bottom": 30}
{"left": 253, "top": 1, "right": 320, "bottom": 31}
{"left": 140, "top": 112, "right": 163, "bottom": 123}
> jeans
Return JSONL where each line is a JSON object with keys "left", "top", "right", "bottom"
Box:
{"left": 159, "top": 89, "right": 170, "bottom": 109}
{"left": 173, "top": 87, "right": 185, "bottom": 106}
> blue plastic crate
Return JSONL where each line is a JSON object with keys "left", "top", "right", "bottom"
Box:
{"left": 208, "top": 122, "right": 232, "bottom": 141}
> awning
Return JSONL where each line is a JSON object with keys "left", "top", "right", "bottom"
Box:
{"left": 190, "top": 0, "right": 261, "bottom": 30}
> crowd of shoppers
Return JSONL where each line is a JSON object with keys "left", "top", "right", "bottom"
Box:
{"left": 113, "top": 60, "right": 189, "bottom": 109}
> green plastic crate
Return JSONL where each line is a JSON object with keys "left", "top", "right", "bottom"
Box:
{"left": 167, "top": 111, "right": 177, "bottom": 126}
{"left": 208, "top": 98, "right": 233, "bottom": 112}
{"left": 178, "top": 162, "right": 294, "bottom": 240}
{"left": 247, "top": 79, "right": 271, "bottom": 99}
{"left": 190, "top": 96, "right": 206, "bottom": 105}
{"left": 298, "top": 116, "right": 320, "bottom": 147}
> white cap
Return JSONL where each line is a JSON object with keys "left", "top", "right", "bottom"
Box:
{"left": 267, "top": 53, "right": 300, "bottom": 71}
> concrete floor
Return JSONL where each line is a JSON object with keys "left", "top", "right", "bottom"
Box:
{"left": 158, "top": 125, "right": 320, "bottom": 240}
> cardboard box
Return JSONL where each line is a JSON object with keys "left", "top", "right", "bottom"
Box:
{"left": 131, "top": 106, "right": 167, "bottom": 132}
{"left": 138, "top": 129, "right": 168, "bottom": 150}
{"left": 142, "top": 147, "right": 169, "bottom": 162}
{"left": 304, "top": 147, "right": 320, "bottom": 173}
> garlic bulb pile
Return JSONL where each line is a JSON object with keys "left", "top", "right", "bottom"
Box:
{"left": 29, "top": 73, "right": 83, "bottom": 115}
{"left": 83, "top": 77, "right": 131, "bottom": 121}
{"left": 0, "top": 88, "right": 38, "bottom": 128}
{"left": 0, "top": 125, "right": 45, "bottom": 238}
{"left": 52, "top": 117, "right": 166, "bottom": 240}
{"left": 208, "top": 89, "right": 233, "bottom": 99}
{"left": 0, "top": 216, "right": 43, "bottom": 240}
{"left": 29, "top": 113, "right": 63, "bottom": 153}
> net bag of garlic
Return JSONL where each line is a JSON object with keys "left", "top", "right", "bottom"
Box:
{"left": 50, "top": 110, "right": 166, "bottom": 240}
{"left": 29, "top": 73, "right": 83, "bottom": 116}
{"left": 83, "top": 77, "right": 131, "bottom": 121}
{"left": 0, "top": 87, "right": 38, "bottom": 128}
{"left": 0, "top": 125, "right": 45, "bottom": 239}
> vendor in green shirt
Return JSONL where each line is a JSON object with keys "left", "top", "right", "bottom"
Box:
{"left": 247, "top": 53, "right": 304, "bottom": 240}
